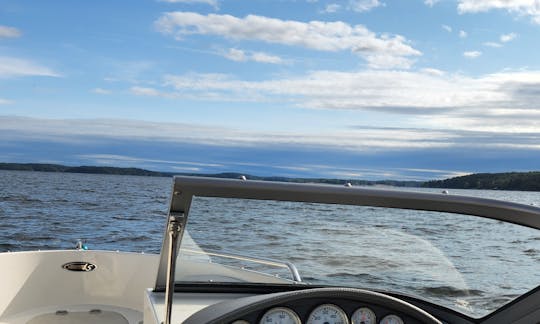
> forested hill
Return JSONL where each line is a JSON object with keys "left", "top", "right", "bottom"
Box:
{"left": 0, "top": 163, "right": 166, "bottom": 177}
{"left": 0, "top": 163, "right": 419, "bottom": 187}
{"left": 2, "top": 163, "right": 539, "bottom": 191}
{"left": 423, "top": 172, "right": 540, "bottom": 191}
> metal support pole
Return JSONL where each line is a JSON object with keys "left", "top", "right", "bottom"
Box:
{"left": 164, "top": 214, "right": 183, "bottom": 324}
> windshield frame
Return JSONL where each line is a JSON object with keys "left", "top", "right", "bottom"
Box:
{"left": 154, "top": 176, "right": 540, "bottom": 317}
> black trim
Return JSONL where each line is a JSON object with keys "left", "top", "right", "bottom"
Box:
{"left": 478, "top": 284, "right": 540, "bottom": 322}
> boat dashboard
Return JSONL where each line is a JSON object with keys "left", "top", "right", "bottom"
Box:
{"left": 144, "top": 285, "right": 475, "bottom": 324}
{"left": 181, "top": 287, "right": 437, "bottom": 324}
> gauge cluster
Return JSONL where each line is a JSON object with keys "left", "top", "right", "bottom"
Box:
{"left": 231, "top": 299, "right": 413, "bottom": 324}
{"left": 182, "top": 287, "right": 438, "bottom": 324}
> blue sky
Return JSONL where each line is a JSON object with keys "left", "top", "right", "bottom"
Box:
{"left": 1, "top": 0, "right": 540, "bottom": 180}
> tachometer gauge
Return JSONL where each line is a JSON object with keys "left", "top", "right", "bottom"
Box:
{"left": 380, "top": 314, "right": 404, "bottom": 324}
{"left": 259, "top": 307, "right": 301, "bottom": 324}
{"left": 351, "top": 307, "right": 376, "bottom": 324}
{"left": 306, "top": 304, "right": 349, "bottom": 324}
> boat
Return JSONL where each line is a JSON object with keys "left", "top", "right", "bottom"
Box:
{"left": 1, "top": 175, "right": 539, "bottom": 324}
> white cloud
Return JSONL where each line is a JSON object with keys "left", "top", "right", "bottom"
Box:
{"left": 500, "top": 32, "right": 517, "bottom": 42}
{"left": 92, "top": 88, "right": 112, "bottom": 95}
{"left": 159, "top": 0, "right": 218, "bottom": 9}
{"left": 223, "top": 48, "right": 284, "bottom": 64}
{"left": 421, "top": 68, "right": 445, "bottom": 76}
{"left": 130, "top": 86, "right": 174, "bottom": 98}
{"left": 223, "top": 48, "right": 246, "bottom": 61}
{"left": 363, "top": 53, "right": 415, "bottom": 69}
{"left": 0, "top": 25, "right": 21, "bottom": 38}
{"left": 0, "top": 98, "right": 13, "bottom": 105}
{"left": 160, "top": 69, "right": 540, "bottom": 122}
{"left": 323, "top": 3, "right": 341, "bottom": 13}
{"left": 458, "top": 0, "right": 540, "bottom": 24}
{"left": 442, "top": 24, "right": 452, "bottom": 32}
{"left": 424, "top": 0, "right": 440, "bottom": 7}
{"left": 459, "top": 30, "right": 467, "bottom": 38}
{"left": 463, "top": 50, "right": 482, "bottom": 58}
{"left": 348, "top": 0, "right": 383, "bottom": 12}
{"left": 0, "top": 56, "right": 59, "bottom": 78}
{"left": 77, "top": 154, "right": 223, "bottom": 168}
{"left": 3, "top": 115, "right": 540, "bottom": 158}
{"left": 250, "top": 51, "right": 284, "bottom": 64}
{"left": 483, "top": 41, "right": 502, "bottom": 48}
{"left": 155, "top": 12, "right": 421, "bottom": 69}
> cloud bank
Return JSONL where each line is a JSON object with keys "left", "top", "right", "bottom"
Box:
{"left": 155, "top": 12, "right": 421, "bottom": 69}
{"left": 458, "top": 0, "right": 540, "bottom": 24}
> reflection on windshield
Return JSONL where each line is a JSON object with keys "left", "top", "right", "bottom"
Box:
{"left": 176, "top": 196, "right": 540, "bottom": 318}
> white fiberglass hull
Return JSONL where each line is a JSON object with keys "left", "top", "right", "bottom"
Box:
{"left": 0, "top": 250, "right": 158, "bottom": 324}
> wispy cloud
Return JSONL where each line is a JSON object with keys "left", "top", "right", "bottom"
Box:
{"left": 483, "top": 41, "right": 502, "bottom": 48}
{"left": 0, "top": 98, "right": 13, "bottom": 105}
{"left": 3, "top": 116, "right": 540, "bottom": 156}
{"left": 322, "top": 3, "right": 341, "bottom": 13}
{"left": 145, "top": 68, "right": 540, "bottom": 137}
{"left": 424, "top": 0, "right": 440, "bottom": 7}
{"left": 77, "top": 154, "right": 223, "bottom": 169}
{"left": 159, "top": 0, "right": 218, "bottom": 9}
{"left": 0, "top": 25, "right": 21, "bottom": 38}
{"left": 91, "top": 88, "right": 112, "bottom": 95}
{"left": 481, "top": 33, "right": 517, "bottom": 49}
{"left": 161, "top": 69, "right": 491, "bottom": 111}
{"left": 155, "top": 12, "right": 421, "bottom": 69}
{"left": 500, "top": 32, "right": 517, "bottom": 42}
{"left": 463, "top": 50, "right": 482, "bottom": 58}
{"left": 0, "top": 56, "right": 60, "bottom": 78}
{"left": 130, "top": 86, "right": 175, "bottom": 98}
{"left": 459, "top": 30, "right": 467, "bottom": 38}
{"left": 442, "top": 24, "right": 452, "bottom": 32}
{"left": 104, "top": 60, "right": 155, "bottom": 84}
{"left": 348, "top": 0, "right": 383, "bottom": 12}
{"left": 222, "top": 48, "right": 285, "bottom": 64}
{"left": 458, "top": 0, "right": 540, "bottom": 24}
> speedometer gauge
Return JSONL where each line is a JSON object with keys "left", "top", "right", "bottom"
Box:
{"left": 306, "top": 304, "right": 349, "bottom": 324}
{"left": 351, "top": 307, "right": 376, "bottom": 324}
{"left": 259, "top": 307, "right": 301, "bottom": 324}
{"left": 380, "top": 314, "right": 404, "bottom": 324}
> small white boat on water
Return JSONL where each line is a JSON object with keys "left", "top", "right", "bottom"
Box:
{"left": 1, "top": 176, "right": 540, "bottom": 324}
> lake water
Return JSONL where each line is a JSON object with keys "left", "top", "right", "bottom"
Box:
{"left": 1, "top": 170, "right": 539, "bottom": 318}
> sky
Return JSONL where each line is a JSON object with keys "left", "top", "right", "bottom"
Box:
{"left": 1, "top": 0, "right": 540, "bottom": 180}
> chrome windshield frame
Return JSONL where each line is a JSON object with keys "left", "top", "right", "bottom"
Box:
{"left": 154, "top": 176, "right": 540, "bottom": 322}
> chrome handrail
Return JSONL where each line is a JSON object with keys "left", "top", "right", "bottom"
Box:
{"left": 180, "top": 248, "right": 302, "bottom": 282}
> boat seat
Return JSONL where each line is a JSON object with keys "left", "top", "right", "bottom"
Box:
{"left": 27, "top": 309, "right": 128, "bottom": 324}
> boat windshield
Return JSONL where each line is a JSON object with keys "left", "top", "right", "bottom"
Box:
{"left": 172, "top": 194, "right": 540, "bottom": 319}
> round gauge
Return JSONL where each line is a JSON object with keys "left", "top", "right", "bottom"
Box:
{"left": 231, "top": 321, "right": 250, "bottom": 324}
{"left": 259, "top": 307, "right": 301, "bottom": 324}
{"left": 351, "top": 307, "right": 376, "bottom": 324}
{"left": 380, "top": 314, "right": 404, "bottom": 324}
{"left": 306, "top": 304, "right": 349, "bottom": 324}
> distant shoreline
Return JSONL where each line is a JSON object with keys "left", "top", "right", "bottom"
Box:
{"left": 1, "top": 162, "right": 539, "bottom": 191}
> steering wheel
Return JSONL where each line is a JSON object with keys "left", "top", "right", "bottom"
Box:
{"left": 183, "top": 287, "right": 442, "bottom": 324}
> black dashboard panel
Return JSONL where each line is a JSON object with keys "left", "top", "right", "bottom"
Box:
{"left": 227, "top": 296, "right": 420, "bottom": 323}
{"left": 182, "top": 287, "right": 443, "bottom": 324}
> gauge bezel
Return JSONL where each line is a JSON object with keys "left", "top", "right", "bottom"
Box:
{"left": 351, "top": 307, "right": 376, "bottom": 324}
{"left": 380, "top": 314, "right": 404, "bottom": 324}
{"left": 231, "top": 320, "right": 250, "bottom": 324}
{"left": 306, "top": 303, "right": 350, "bottom": 324}
{"left": 259, "top": 306, "right": 301, "bottom": 324}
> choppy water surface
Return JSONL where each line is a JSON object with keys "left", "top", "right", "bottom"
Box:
{"left": 1, "top": 170, "right": 539, "bottom": 318}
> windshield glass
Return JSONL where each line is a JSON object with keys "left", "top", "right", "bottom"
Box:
{"left": 176, "top": 194, "right": 540, "bottom": 319}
